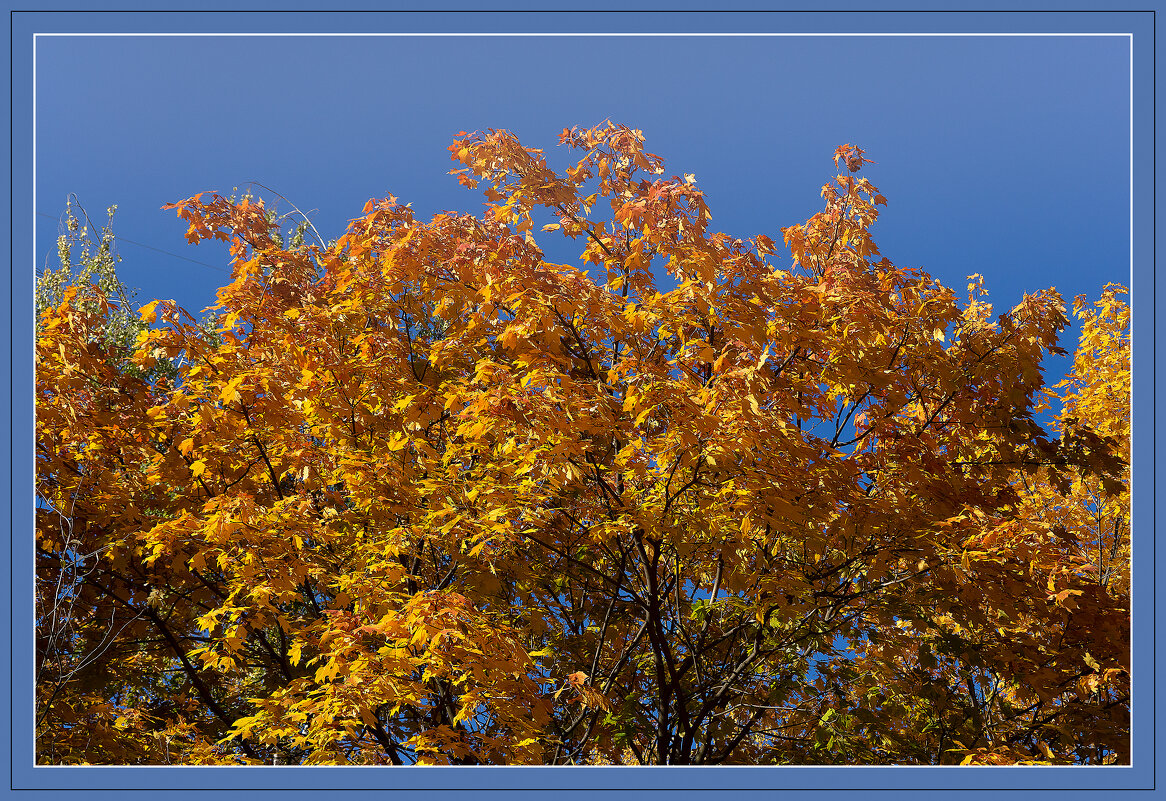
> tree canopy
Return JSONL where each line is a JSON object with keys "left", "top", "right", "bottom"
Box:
{"left": 35, "top": 122, "right": 1129, "bottom": 766}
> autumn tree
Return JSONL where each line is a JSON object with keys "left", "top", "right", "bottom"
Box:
{"left": 35, "top": 123, "right": 1129, "bottom": 766}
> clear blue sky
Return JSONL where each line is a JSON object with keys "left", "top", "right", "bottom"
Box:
{"left": 35, "top": 33, "right": 1129, "bottom": 371}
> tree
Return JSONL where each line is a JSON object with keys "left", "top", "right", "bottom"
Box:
{"left": 35, "top": 123, "right": 1129, "bottom": 766}
{"left": 35, "top": 199, "right": 185, "bottom": 764}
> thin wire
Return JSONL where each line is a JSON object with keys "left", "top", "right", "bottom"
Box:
{"left": 35, "top": 211, "right": 232, "bottom": 274}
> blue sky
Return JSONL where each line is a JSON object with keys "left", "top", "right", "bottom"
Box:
{"left": 35, "top": 33, "right": 1129, "bottom": 375}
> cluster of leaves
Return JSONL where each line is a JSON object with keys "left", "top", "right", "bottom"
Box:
{"left": 36, "top": 198, "right": 178, "bottom": 384}
{"left": 35, "top": 123, "right": 1129, "bottom": 766}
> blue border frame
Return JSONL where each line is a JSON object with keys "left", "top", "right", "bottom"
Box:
{"left": 5, "top": 5, "right": 1157, "bottom": 799}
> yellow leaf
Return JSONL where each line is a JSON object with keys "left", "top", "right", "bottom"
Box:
{"left": 191, "top": 460, "right": 206, "bottom": 478}
{"left": 219, "top": 375, "right": 244, "bottom": 405}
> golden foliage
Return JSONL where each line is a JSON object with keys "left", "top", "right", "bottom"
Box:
{"left": 36, "top": 124, "right": 1128, "bottom": 765}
